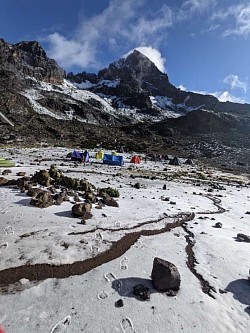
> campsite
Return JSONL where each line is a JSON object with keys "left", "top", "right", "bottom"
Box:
{"left": 0, "top": 146, "right": 249, "bottom": 333}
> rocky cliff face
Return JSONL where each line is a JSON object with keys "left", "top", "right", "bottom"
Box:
{"left": 0, "top": 39, "right": 65, "bottom": 84}
{"left": 98, "top": 50, "right": 174, "bottom": 95}
{"left": 67, "top": 50, "right": 221, "bottom": 113}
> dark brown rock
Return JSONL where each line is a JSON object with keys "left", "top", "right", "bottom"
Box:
{"left": 133, "top": 284, "right": 150, "bottom": 301}
{"left": 214, "top": 222, "right": 222, "bottom": 228}
{"left": 27, "top": 187, "right": 44, "bottom": 197}
{"left": 53, "top": 193, "right": 64, "bottom": 205}
{"left": 101, "top": 193, "right": 119, "bottom": 207}
{"left": 237, "top": 233, "right": 250, "bottom": 243}
{"left": 0, "top": 177, "right": 9, "bottom": 186}
{"left": 30, "top": 190, "right": 53, "bottom": 208}
{"left": 115, "top": 299, "right": 124, "bottom": 308}
{"left": 31, "top": 170, "right": 51, "bottom": 187}
{"left": 72, "top": 203, "right": 92, "bottom": 219}
{"left": 16, "top": 171, "right": 26, "bottom": 176}
{"left": 2, "top": 169, "right": 12, "bottom": 175}
{"left": 151, "top": 257, "right": 181, "bottom": 292}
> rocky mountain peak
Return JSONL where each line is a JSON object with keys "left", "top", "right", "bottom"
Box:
{"left": 15, "top": 41, "right": 47, "bottom": 58}
{"left": 0, "top": 38, "right": 65, "bottom": 85}
{"left": 97, "top": 50, "right": 173, "bottom": 96}
{"left": 124, "top": 50, "right": 163, "bottom": 76}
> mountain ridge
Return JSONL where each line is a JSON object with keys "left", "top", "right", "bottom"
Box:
{"left": 0, "top": 38, "right": 249, "bottom": 171}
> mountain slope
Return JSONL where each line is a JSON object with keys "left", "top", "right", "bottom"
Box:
{"left": 0, "top": 38, "right": 249, "bottom": 172}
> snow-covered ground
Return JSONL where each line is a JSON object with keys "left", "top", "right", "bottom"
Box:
{"left": 0, "top": 147, "right": 249, "bottom": 333}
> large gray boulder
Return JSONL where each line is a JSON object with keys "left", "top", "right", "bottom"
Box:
{"left": 151, "top": 257, "right": 181, "bottom": 292}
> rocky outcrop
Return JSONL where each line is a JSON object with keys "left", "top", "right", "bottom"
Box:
{"left": 67, "top": 71, "right": 98, "bottom": 85}
{"left": 98, "top": 50, "right": 174, "bottom": 95}
{"left": 150, "top": 109, "right": 250, "bottom": 135}
{"left": 0, "top": 38, "right": 65, "bottom": 84}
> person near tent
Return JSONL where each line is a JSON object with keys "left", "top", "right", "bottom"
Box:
{"left": 82, "top": 150, "right": 90, "bottom": 166}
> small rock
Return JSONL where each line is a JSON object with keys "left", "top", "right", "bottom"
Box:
{"left": 245, "top": 211, "right": 250, "bottom": 215}
{"left": 237, "top": 233, "right": 250, "bottom": 243}
{"left": 163, "top": 184, "right": 167, "bottom": 190}
{"left": 2, "top": 169, "right": 12, "bottom": 175}
{"left": 214, "top": 222, "right": 222, "bottom": 228}
{"left": 0, "top": 177, "right": 10, "bottom": 186}
{"left": 95, "top": 201, "right": 103, "bottom": 209}
{"left": 133, "top": 284, "right": 150, "bottom": 301}
{"left": 53, "top": 194, "right": 64, "bottom": 206}
{"left": 101, "top": 193, "right": 119, "bottom": 207}
{"left": 219, "top": 289, "right": 227, "bottom": 294}
{"left": 16, "top": 172, "right": 26, "bottom": 177}
{"left": 115, "top": 299, "right": 124, "bottom": 307}
{"left": 134, "top": 183, "right": 140, "bottom": 189}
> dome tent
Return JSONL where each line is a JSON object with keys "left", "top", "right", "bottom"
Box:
{"left": 169, "top": 157, "right": 180, "bottom": 166}
{"left": 130, "top": 155, "right": 141, "bottom": 164}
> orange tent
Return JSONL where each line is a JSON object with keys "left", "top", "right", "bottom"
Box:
{"left": 130, "top": 155, "right": 141, "bottom": 164}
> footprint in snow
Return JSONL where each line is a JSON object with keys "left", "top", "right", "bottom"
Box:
{"left": 0, "top": 242, "right": 8, "bottom": 253}
{"left": 94, "top": 231, "right": 103, "bottom": 244}
{"left": 1, "top": 206, "right": 12, "bottom": 214}
{"left": 14, "top": 212, "right": 23, "bottom": 220}
{"left": 104, "top": 272, "right": 118, "bottom": 282}
{"left": 120, "top": 318, "right": 136, "bottom": 333}
{"left": 4, "top": 226, "right": 14, "bottom": 235}
{"left": 50, "top": 315, "right": 71, "bottom": 333}
{"left": 90, "top": 244, "right": 100, "bottom": 256}
{"left": 120, "top": 256, "right": 128, "bottom": 270}
{"left": 97, "top": 290, "right": 109, "bottom": 300}
{"left": 104, "top": 272, "right": 123, "bottom": 294}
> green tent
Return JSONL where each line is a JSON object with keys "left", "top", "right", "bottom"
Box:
{"left": 0, "top": 157, "right": 15, "bottom": 167}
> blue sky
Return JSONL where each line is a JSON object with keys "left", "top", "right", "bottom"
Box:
{"left": 1, "top": 0, "right": 250, "bottom": 103}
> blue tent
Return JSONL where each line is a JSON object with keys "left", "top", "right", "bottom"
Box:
{"left": 103, "top": 154, "right": 124, "bottom": 166}
{"left": 71, "top": 150, "right": 83, "bottom": 162}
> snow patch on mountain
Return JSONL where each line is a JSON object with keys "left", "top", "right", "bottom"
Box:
{"left": 21, "top": 79, "right": 121, "bottom": 123}
{"left": 150, "top": 95, "right": 205, "bottom": 115}
{"left": 73, "top": 80, "right": 94, "bottom": 89}
{"left": 21, "top": 89, "right": 66, "bottom": 120}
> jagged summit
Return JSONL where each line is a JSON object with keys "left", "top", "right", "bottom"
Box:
{"left": 0, "top": 38, "right": 65, "bottom": 84}
{"left": 97, "top": 50, "right": 172, "bottom": 95}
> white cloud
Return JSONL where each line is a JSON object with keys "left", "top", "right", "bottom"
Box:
{"left": 124, "top": 5, "right": 173, "bottom": 45}
{"left": 177, "top": 0, "right": 217, "bottom": 21}
{"left": 211, "top": 3, "right": 250, "bottom": 37}
{"left": 201, "top": 24, "right": 220, "bottom": 33}
{"left": 44, "top": 0, "right": 173, "bottom": 69}
{"left": 45, "top": 32, "right": 97, "bottom": 68}
{"left": 124, "top": 46, "right": 166, "bottom": 72}
{"left": 212, "top": 91, "right": 246, "bottom": 103}
{"left": 183, "top": 86, "right": 247, "bottom": 103}
{"left": 223, "top": 74, "right": 248, "bottom": 93}
{"left": 178, "top": 84, "right": 187, "bottom": 91}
